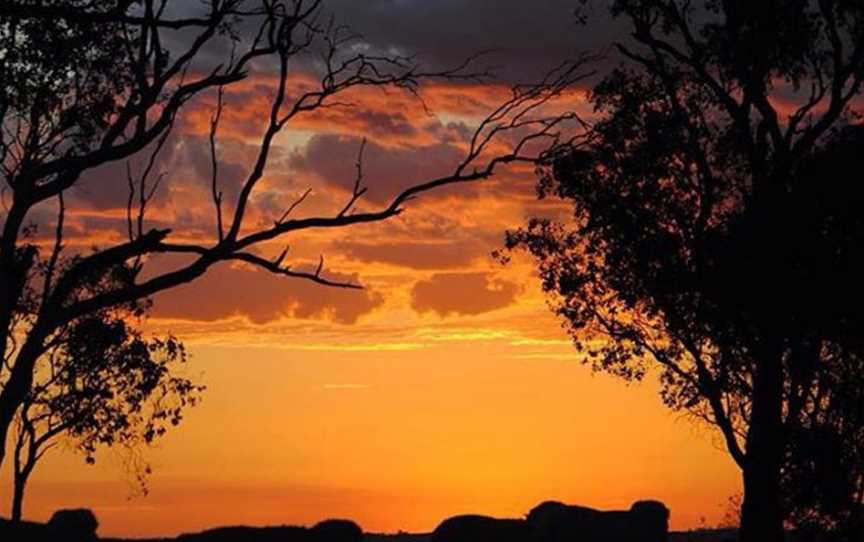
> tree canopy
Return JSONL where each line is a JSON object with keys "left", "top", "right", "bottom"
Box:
{"left": 11, "top": 299, "right": 202, "bottom": 522}
{"left": 507, "top": 2, "right": 864, "bottom": 541}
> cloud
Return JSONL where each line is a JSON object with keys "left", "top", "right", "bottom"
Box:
{"left": 175, "top": 74, "right": 487, "bottom": 146}
{"left": 25, "top": 2, "right": 602, "bottom": 325}
{"left": 290, "top": 134, "right": 465, "bottom": 204}
{"left": 333, "top": 239, "right": 486, "bottom": 270}
{"left": 162, "top": 1, "right": 621, "bottom": 84}
{"left": 319, "top": 0, "right": 623, "bottom": 83}
{"left": 150, "top": 260, "right": 384, "bottom": 325}
{"left": 410, "top": 272, "right": 522, "bottom": 316}
{"left": 71, "top": 134, "right": 180, "bottom": 212}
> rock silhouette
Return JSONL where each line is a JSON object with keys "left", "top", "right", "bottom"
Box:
{"left": 48, "top": 509, "right": 100, "bottom": 542}
{"left": 311, "top": 519, "right": 364, "bottom": 542}
{"left": 172, "top": 520, "right": 362, "bottom": 542}
{"left": 527, "top": 501, "right": 599, "bottom": 541}
{"left": 431, "top": 515, "right": 531, "bottom": 542}
{"left": 0, "top": 508, "right": 101, "bottom": 542}
{"left": 174, "top": 525, "right": 310, "bottom": 541}
{"left": 527, "top": 500, "right": 670, "bottom": 542}
{"left": 433, "top": 500, "right": 670, "bottom": 542}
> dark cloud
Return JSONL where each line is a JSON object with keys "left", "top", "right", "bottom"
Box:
{"left": 163, "top": 1, "right": 622, "bottom": 83}
{"left": 320, "top": 0, "right": 625, "bottom": 82}
{"left": 71, "top": 134, "right": 180, "bottom": 211}
{"left": 156, "top": 1, "right": 625, "bottom": 91}
{"left": 290, "top": 131, "right": 543, "bottom": 212}
{"left": 410, "top": 272, "right": 522, "bottom": 316}
{"left": 344, "top": 109, "right": 418, "bottom": 139}
{"left": 68, "top": 131, "right": 253, "bottom": 213}
{"left": 181, "top": 135, "right": 253, "bottom": 208}
{"left": 62, "top": 131, "right": 266, "bottom": 249}
{"left": 333, "top": 239, "right": 487, "bottom": 270}
{"left": 150, "top": 260, "right": 384, "bottom": 324}
{"left": 290, "top": 134, "right": 465, "bottom": 204}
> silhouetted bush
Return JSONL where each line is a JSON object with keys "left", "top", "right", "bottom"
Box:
{"left": 48, "top": 509, "right": 99, "bottom": 542}
{"left": 527, "top": 501, "right": 598, "bottom": 541}
{"left": 527, "top": 500, "right": 669, "bottom": 542}
{"left": 175, "top": 525, "right": 309, "bottom": 541}
{"left": 311, "top": 519, "right": 363, "bottom": 542}
{"left": 172, "top": 521, "right": 363, "bottom": 542}
{"left": 432, "top": 515, "right": 530, "bottom": 542}
{"left": 630, "top": 501, "right": 671, "bottom": 539}
{"left": 0, "top": 517, "right": 48, "bottom": 541}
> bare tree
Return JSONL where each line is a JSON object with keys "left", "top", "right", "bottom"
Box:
{"left": 0, "top": 0, "right": 590, "bottom": 478}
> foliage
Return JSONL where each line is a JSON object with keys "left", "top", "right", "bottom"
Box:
{"left": 0, "top": 0, "right": 137, "bottom": 155}
{"left": 18, "top": 315, "right": 201, "bottom": 465}
{"left": 506, "top": 1, "right": 864, "bottom": 540}
{"left": 10, "top": 252, "right": 203, "bottom": 520}
{"left": 782, "top": 343, "right": 864, "bottom": 539}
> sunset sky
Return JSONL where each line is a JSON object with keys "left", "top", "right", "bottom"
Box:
{"left": 0, "top": 2, "right": 742, "bottom": 537}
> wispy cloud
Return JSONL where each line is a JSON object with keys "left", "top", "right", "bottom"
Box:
{"left": 321, "top": 384, "right": 373, "bottom": 390}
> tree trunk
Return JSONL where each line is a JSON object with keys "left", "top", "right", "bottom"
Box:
{"left": 739, "top": 456, "right": 784, "bottom": 542}
{"left": 11, "top": 471, "right": 26, "bottom": 524}
{"left": 0, "top": 229, "right": 37, "bottom": 473}
{"left": 0, "top": 337, "right": 46, "bottom": 473}
{"left": 738, "top": 346, "right": 786, "bottom": 542}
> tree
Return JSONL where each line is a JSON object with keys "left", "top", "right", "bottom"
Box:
{"left": 504, "top": 2, "right": 864, "bottom": 541}
{"left": 782, "top": 341, "right": 864, "bottom": 541}
{"left": 9, "top": 257, "right": 202, "bottom": 523}
{"left": 0, "top": 0, "right": 589, "bottom": 486}
{"left": 774, "top": 131, "right": 864, "bottom": 539}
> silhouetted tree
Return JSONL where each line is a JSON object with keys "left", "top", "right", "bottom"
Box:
{"left": 0, "top": 0, "right": 590, "bottom": 491}
{"left": 782, "top": 342, "right": 864, "bottom": 541}
{"left": 505, "top": 3, "right": 864, "bottom": 542}
{"left": 9, "top": 260, "right": 203, "bottom": 522}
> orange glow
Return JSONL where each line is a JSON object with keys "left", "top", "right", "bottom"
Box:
{"left": 2, "top": 304, "right": 740, "bottom": 538}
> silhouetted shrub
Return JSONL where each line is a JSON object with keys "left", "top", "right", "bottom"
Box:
{"left": 0, "top": 517, "right": 49, "bottom": 542}
{"left": 527, "top": 500, "right": 599, "bottom": 541}
{"left": 527, "top": 500, "right": 669, "bottom": 542}
{"left": 310, "top": 519, "right": 363, "bottom": 542}
{"left": 432, "top": 515, "right": 530, "bottom": 542}
{"left": 175, "top": 525, "right": 308, "bottom": 541}
{"left": 48, "top": 509, "right": 99, "bottom": 541}
{"left": 630, "top": 500, "right": 671, "bottom": 540}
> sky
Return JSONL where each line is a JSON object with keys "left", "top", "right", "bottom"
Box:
{"left": 0, "top": 1, "right": 742, "bottom": 537}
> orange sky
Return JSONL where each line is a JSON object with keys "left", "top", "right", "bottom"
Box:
{"left": 0, "top": 76, "right": 741, "bottom": 538}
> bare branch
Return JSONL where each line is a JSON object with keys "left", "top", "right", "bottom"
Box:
{"left": 209, "top": 85, "right": 226, "bottom": 242}
{"left": 62, "top": 57, "right": 593, "bottom": 322}
{"left": 40, "top": 192, "right": 65, "bottom": 307}
{"left": 230, "top": 252, "right": 361, "bottom": 290}
{"left": 338, "top": 139, "right": 368, "bottom": 217}
{"left": 277, "top": 189, "right": 313, "bottom": 224}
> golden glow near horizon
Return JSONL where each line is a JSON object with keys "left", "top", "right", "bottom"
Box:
{"left": 0, "top": 78, "right": 740, "bottom": 538}
{"left": 1, "top": 299, "right": 740, "bottom": 538}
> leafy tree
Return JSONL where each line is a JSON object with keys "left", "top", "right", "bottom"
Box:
{"left": 11, "top": 308, "right": 202, "bottom": 523}
{"left": 505, "top": 2, "right": 864, "bottom": 541}
{"left": 6, "top": 229, "right": 203, "bottom": 523}
{"left": 0, "top": 0, "right": 588, "bottom": 497}
{"left": 782, "top": 341, "right": 864, "bottom": 541}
